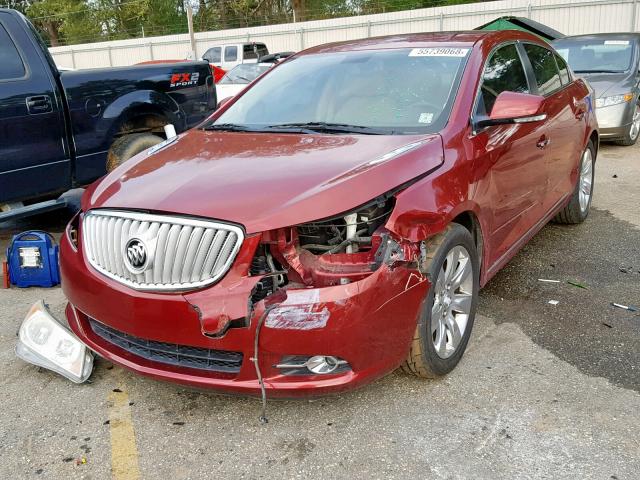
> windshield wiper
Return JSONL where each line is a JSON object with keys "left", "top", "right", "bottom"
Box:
{"left": 202, "top": 122, "right": 390, "bottom": 135}
{"left": 202, "top": 123, "right": 261, "bottom": 132}
{"left": 265, "top": 122, "right": 388, "bottom": 135}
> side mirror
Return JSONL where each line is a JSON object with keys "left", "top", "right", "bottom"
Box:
{"left": 476, "top": 91, "right": 546, "bottom": 129}
{"left": 216, "top": 96, "right": 233, "bottom": 109}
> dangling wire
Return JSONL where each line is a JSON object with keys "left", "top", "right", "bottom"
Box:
{"left": 252, "top": 305, "right": 276, "bottom": 424}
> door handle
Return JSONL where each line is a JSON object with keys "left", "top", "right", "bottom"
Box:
{"left": 26, "top": 95, "right": 52, "bottom": 114}
{"left": 536, "top": 135, "right": 551, "bottom": 149}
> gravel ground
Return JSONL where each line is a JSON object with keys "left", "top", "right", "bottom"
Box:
{"left": 0, "top": 142, "right": 638, "bottom": 479}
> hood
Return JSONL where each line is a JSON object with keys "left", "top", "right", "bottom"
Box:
{"left": 578, "top": 72, "right": 636, "bottom": 98}
{"left": 84, "top": 129, "right": 444, "bottom": 234}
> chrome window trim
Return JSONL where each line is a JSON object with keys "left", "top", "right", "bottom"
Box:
{"left": 469, "top": 40, "right": 532, "bottom": 136}
{"left": 81, "top": 209, "right": 245, "bottom": 292}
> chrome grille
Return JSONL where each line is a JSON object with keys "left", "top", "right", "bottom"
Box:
{"left": 82, "top": 210, "right": 244, "bottom": 291}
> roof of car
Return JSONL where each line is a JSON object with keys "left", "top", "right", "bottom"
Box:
{"left": 298, "top": 30, "right": 544, "bottom": 55}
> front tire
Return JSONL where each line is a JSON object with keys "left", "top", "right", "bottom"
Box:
{"left": 615, "top": 103, "right": 640, "bottom": 146}
{"left": 402, "top": 224, "right": 479, "bottom": 378}
{"left": 554, "top": 140, "right": 595, "bottom": 224}
{"left": 106, "top": 133, "right": 163, "bottom": 172}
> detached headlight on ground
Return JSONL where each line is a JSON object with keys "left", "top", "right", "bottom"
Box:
{"left": 16, "top": 301, "right": 93, "bottom": 383}
{"left": 595, "top": 93, "right": 634, "bottom": 108}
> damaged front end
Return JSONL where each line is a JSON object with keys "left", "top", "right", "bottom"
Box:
{"left": 188, "top": 194, "right": 424, "bottom": 336}
{"left": 177, "top": 193, "right": 431, "bottom": 390}
{"left": 61, "top": 192, "right": 431, "bottom": 397}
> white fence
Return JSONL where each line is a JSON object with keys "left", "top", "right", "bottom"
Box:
{"left": 50, "top": 0, "right": 640, "bottom": 70}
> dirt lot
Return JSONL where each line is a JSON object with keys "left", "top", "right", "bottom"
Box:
{"left": 1, "top": 142, "right": 639, "bottom": 479}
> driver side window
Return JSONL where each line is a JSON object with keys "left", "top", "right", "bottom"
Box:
{"left": 477, "top": 44, "right": 530, "bottom": 117}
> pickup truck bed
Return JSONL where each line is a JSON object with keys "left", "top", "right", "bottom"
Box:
{"left": 0, "top": 9, "right": 217, "bottom": 211}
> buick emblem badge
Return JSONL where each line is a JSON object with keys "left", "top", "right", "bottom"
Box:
{"left": 124, "top": 238, "right": 149, "bottom": 274}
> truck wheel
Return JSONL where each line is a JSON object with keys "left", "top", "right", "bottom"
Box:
{"left": 615, "top": 103, "right": 640, "bottom": 146}
{"left": 553, "top": 141, "right": 595, "bottom": 224}
{"left": 106, "top": 133, "right": 163, "bottom": 172}
{"left": 402, "top": 224, "right": 479, "bottom": 378}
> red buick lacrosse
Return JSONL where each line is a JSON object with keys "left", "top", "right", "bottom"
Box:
{"left": 60, "top": 30, "right": 598, "bottom": 397}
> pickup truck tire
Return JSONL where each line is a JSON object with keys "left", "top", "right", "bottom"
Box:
{"left": 106, "top": 133, "right": 163, "bottom": 172}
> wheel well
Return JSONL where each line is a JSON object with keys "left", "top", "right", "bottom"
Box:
{"left": 452, "top": 211, "right": 484, "bottom": 269}
{"left": 115, "top": 113, "right": 169, "bottom": 139}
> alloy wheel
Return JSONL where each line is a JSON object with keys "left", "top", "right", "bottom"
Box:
{"left": 578, "top": 148, "right": 593, "bottom": 214}
{"left": 431, "top": 245, "right": 474, "bottom": 359}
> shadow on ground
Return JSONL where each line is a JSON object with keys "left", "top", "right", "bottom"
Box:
{"left": 480, "top": 208, "right": 640, "bottom": 391}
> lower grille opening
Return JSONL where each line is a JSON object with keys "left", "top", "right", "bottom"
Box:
{"left": 89, "top": 319, "right": 243, "bottom": 374}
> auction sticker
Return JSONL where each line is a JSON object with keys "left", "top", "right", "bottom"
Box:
{"left": 604, "top": 40, "right": 629, "bottom": 45}
{"left": 409, "top": 47, "right": 469, "bottom": 57}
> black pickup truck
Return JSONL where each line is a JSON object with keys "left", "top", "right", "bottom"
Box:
{"left": 0, "top": 9, "right": 217, "bottom": 220}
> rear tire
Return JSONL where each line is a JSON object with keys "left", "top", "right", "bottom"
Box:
{"left": 614, "top": 103, "right": 640, "bottom": 146}
{"left": 106, "top": 133, "right": 163, "bottom": 172}
{"left": 553, "top": 140, "right": 595, "bottom": 224}
{"left": 402, "top": 224, "right": 479, "bottom": 378}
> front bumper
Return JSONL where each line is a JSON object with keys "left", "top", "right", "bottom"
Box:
{"left": 596, "top": 102, "right": 635, "bottom": 139}
{"left": 60, "top": 230, "right": 429, "bottom": 398}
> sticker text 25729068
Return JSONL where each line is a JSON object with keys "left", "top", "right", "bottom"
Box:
{"left": 170, "top": 72, "right": 200, "bottom": 88}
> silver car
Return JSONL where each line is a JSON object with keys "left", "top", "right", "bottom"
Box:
{"left": 553, "top": 33, "right": 640, "bottom": 146}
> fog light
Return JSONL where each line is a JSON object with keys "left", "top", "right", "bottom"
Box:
{"left": 16, "top": 301, "right": 93, "bottom": 383}
{"left": 276, "top": 355, "right": 350, "bottom": 375}
{"left": 306, "top": 355, "right": 343, "bottom": 374}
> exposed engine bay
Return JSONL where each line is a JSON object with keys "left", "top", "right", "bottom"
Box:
{"left": 296, "top": 197, "right": 395, "bottom": 255}
{"left": 249, "top": 196, "right": 417, "bottom": 303}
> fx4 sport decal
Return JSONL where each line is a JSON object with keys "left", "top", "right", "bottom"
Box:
{"left": 170, "top": 72, "right": 200, "bottom": 88}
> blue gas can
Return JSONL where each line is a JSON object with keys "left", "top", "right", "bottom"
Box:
{"left": 6, "top": 231, "right": 60, "bottom": 288}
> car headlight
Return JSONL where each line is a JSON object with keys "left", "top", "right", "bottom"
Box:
{"left": 16, "top": 301, "right": 93, "bottom": 383}
{"left": 595, "top": 93, "right": 634, "bottom": 108}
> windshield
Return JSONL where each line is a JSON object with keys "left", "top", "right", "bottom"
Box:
{"left": 553, "top": 38, "right": 635, "bottom": 73}
{"left": 210, "top": 47, "right": 470, "bottom": 135}
{"left": 219, "top": 64, "right": 270, "bottom": 84}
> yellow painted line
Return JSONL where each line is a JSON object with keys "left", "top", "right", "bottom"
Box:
{"left": 108, "top": 385, "right": 141, "bottom": 480}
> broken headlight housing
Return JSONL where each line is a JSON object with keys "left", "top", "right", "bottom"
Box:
{"left": 297, "top": 197, "right": 395, "bottom": 255}
{"left": 66, "top": 211, "right": 81, "bottom": 251}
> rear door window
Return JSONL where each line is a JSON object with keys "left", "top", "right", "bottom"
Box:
{"left": 478, "top": 44, "right": 530, "bottom": 116}
{"left": 524, "top": 44, "right": 563, "bottom": 96}
{"left": 203, "top": 47, "right": 221, "bottom": 63}
{"left": 0, "top": 23, "right": 26, "bottom": 80}
{"left": 225, "top": 46, "right": 238, "bottom": 62}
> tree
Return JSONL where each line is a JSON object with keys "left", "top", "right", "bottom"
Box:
{"left": 28, "top": 0, "right": 99, "bottom": 46}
